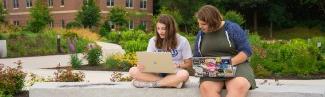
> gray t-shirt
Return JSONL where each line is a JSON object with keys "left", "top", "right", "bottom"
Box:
{"left": 147, "top": 34, "right": 193, "bottom": 64}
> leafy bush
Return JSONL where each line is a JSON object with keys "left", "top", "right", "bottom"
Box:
{"left": 224, "top": 10, "right": 245, "bottom": 26}
{"left": 0, "top": 33, "right": 6, "bottom": 40}
{"left": 66, "top": 21, "right": 82, "bottom": 29}
{"left": 0, "top": 90, "right": 12, "bottom": 97}
{"left": 104, "top": 54, "right": 122, "bottom": 70}
{"left": 0, "top": 61, "right": 26, "bottom": 96}
{"left": 249, "top": 34, "right": 324, "bottom": 78}
{"left": 104, "top": 53, "right": 136, "bottom": 71}
{"left": 70, "top": 54, "right": 82, "bottom": 69}
{"left": 85, "top": 44, "right": 102, "bottom": 66}
{"left": 99, "top": 21, "right": 111, "bottom": 37}
{"left": 52, "top": 65, "right": 85, "bottom": 82}
{"left": 61, "top": 29, "right": 100, "bottom": 41}
{"left": 120, "top": 30, "right": 152, "bottom": 41}
{"left": 121, "top": 31, "right": 150, "bottom": 51}
{"left": 105, "top": 31, "right": 120, "bottom": 43}
{"left": 106, "top": 30, "right": 152, "bottom": 44}
{"left": 7, "top": 31, "right": 57, "bottom": 57}
{"left": 120, "top": 40, "right": 148, "bottom": 53}
{"left": 5, "top": 29, "right": 92, "bottom": 57}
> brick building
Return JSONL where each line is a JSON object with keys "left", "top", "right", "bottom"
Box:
{"left": 2, "top": 0, "right": 153, "bottom": 30}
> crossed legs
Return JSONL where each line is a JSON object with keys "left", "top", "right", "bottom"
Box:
{"left": 128, "top": 67, "right": 189, "bottom": 87}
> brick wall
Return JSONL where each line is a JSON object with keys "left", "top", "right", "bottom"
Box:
{"left": 4, "top": 0, "right": 153, "bottom": 30}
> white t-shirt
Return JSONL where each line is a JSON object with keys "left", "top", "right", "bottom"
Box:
{"left": 147, "top": 34, "right": 193, "bottom": 64}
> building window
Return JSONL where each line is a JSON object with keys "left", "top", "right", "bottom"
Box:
{"left": 61, "top": 20, "right": 65, "bottom": 28}
{"left": 3, "top": 0, "right": 7, "bottom": 9}
{"left": 140, "top": 0, "right": 146, "bottom": 9}
{"left": 83, "top": 0, "right": 89, "bottom": 4}
{"left": 26, "top": 0, "right": 32, "bottom": 8}
{"left": 106, "top": 0, "right": 114, "bottom": 7}
{"left": 60, "top": 0, "right": 64, "bottom": 6}
{"left": 48, "top": 0, "right": 53, "bottom": 7}
{"left": 49, "top": 21, "right": 54, "bottom": 28}
{"left": 13, "top": 0, "right": 19, "bottom": 8}
{"left": 108, "top": 21, "right": 114, "bottom": 29}
{"left": 141, "top": 20, "right": 147, "bottom": 30}
{"left": 13, "top": 21, "right": 20, "bottom": 26}
{"left": 128, "top": 20, "right": 134, "bottom": 29}
{"left": 125, "top": 0, "right": 132, "bottom": 8}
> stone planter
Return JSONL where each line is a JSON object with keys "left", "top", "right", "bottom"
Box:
{"left": 0, "top": 40, "right": 7, "bottom": 58}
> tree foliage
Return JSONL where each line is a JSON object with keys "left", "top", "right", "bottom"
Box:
{"left": 26, "top": 0, "right": 52, "bottom": 33}
{"left": 76, "top": 0, "right": 100, "bottom": 28}
{"left": 108, "top": 7, "right": 128, "bottom": 31}
{"left": 0, "top": 0, "right": 6, "bottom": 24}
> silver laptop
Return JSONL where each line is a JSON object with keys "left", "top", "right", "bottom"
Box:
{"left": 136, "top": 52, "right": 176, "bottom": 73}
{"left": 192, "top": 56, "right": 236, "bottom": 77}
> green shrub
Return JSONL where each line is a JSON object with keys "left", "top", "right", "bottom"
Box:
{"left": 66, "top": 21, "right": 82, "bottom": 29}
{"left": 120, "top": 40, "right": 147, "bottom": 53}
{"left": 250, "top": 35, "right": 323, "bottom": 78}
{"left": 104, "top": 53, "right": 136, "bottom": 71}
{"left": 105, "top": 32, "right": 120, "bottom": 43}
{"left": 134, "top": 24, "right": 146, "bottom": 31}
{"left": 70, "top": 54, "right": 82, "bottom": 69}
{"left": 6, "top": 30, "right": 91, "bottom": 57}
{"left": 224, "top": 10, "right": 245, "bottom": 26}
{"left": 104, "top": 55, "right": 121, "bottom": 70}
{"left": 0, "top": 61, "right": 26, "bottom": 96}
{"left": 7, "top": 31, "right": 57, "bottom": 57}
{"left": 99, "top": 21, "right": 111, "bottom": 37}
{"left": 0, "top": 90, "right": 12, "bottom": 97}
{"left": 85, "top": 45, "right": 102, "bottom": 66}
{"left": 0, "top": 33, "right": 6, "bottom": 40}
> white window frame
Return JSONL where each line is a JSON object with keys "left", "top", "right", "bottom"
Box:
{"left": 128, "top": 20, "right": 134, "bottom": 29}
{"left": 61, "top": 19, "right": 65, "bottom": 28}
{"left": 60, "top": 0, "right": 65, "bottom": 7}
{"left": 49, "top": 21, "right": 54, "bottom": 28}
{"left": 125, "top": 0, "right": 133, "bottom": 8}
{"left": 13, "top": 0, "right": 19, "bottom": 9}
{"left": 140, "top": 0, "right": 147, "bottom": 9}
{"left": 13, "top": 20, "right": 20, "bottom": 26}
{"left": 109, "top": 21, "right": 114, "bottom": 30}
{"left": 3, "top": 0, "right": 7, "bottom": 9}
{"left": 48, "top": 0, "right": 53, "bottom": 8}
{"left": 26, "top": 0, "right": 32, "bottom": 8}
{"left": 106, "top": 0, "right": 114, "bottom": 7}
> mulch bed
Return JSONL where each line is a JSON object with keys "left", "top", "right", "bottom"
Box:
{"left": 14, "top": 91, "right": 28, "bottom": 97}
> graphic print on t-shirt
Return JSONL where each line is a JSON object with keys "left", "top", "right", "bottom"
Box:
{"left": 157, "top": 49, "right": 179, "bottom": 57}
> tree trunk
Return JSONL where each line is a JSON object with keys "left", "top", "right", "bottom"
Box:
{"left": 185, "top": 24, "right": 188, "bottom": 34}
{"left": 253, "top": 11, "right": 258, "bottom": 32}
{"left": 269, "top": 21, "right": 273, "bottom": 39}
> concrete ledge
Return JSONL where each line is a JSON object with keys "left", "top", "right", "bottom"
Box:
{"left": 30, "top": 80, "right": 325, "bottom": 97}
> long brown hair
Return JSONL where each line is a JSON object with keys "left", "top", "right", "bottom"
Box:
{"left": 155, "top": 14, "right": 178, "bottom": 51}
{"left": 195, "top": 5, "right": 224, "bottom": 32}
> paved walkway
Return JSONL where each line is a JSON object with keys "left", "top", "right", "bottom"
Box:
{"left": 0, "top": 42, "right": 126, "bottom": 84}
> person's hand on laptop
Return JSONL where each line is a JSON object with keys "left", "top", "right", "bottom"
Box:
{"left": 137, "top": 64, "right": 145, "bottom": 72}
